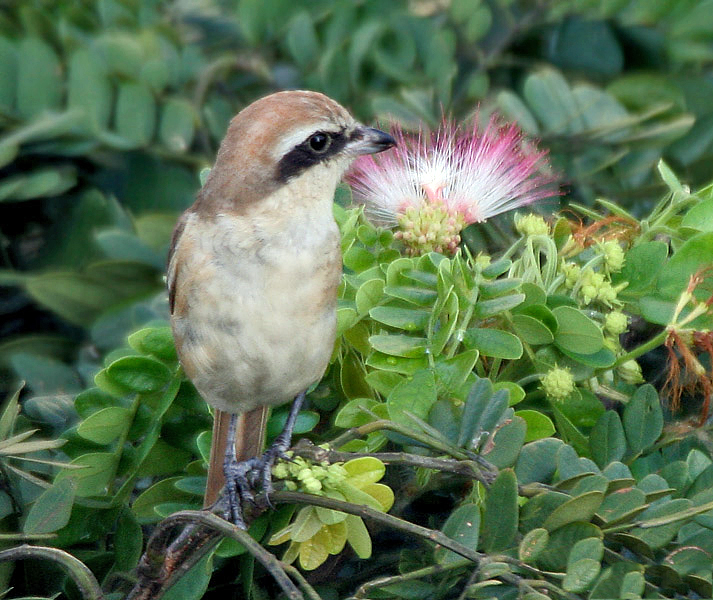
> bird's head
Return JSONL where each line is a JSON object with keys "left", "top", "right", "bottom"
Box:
{"left": 197, "top": 90, "right": 395, "bottom": 213}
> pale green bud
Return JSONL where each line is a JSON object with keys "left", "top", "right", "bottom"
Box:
{"left": 617, "top": 360, "right": 644, "bottom": 384}
{"left": 272, "top": 463, "right": 289, "bottom": 479}
{"left": 515, "top": 214, "right": 550, "bottom": 237}
{"left": 541, "top": 366, "right": 576, "bottom": 402}
{"left": 602, "top": 241, "right": 625, "bottom": 272}
{"left": 605, "top": 311, "right": 628, "bottom": 335}
{"left": 304, "top": 479, "right": 323, "bottom": 494}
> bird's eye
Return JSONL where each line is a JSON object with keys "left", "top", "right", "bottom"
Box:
{"left": 308, "top": 132, "right": 331, "bottom": 153}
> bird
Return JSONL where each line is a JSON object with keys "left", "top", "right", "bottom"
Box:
{"left": 167, "top": 90, "right": 396, "bottom": 528}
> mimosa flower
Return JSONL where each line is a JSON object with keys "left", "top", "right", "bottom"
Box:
{"left": 346, "top": 116, "right": 558, "bottom": 255}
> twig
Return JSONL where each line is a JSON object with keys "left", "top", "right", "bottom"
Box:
{"left": 126, "top": 511, "right": 302, "bottom": 600}
{"left": 280, "top": 562, "right": 324, "bottom": 600}
{"left": 0, "top": 544, "right": 104, "bottom": 600}
{"left": 271, "top": 490, "right": 482, "bottom": 564}
{"left": 292, "top": 439, "right": 496, "bottom": 485}
{"left": 351, "top": 558, "right": 472, "bottom": 599}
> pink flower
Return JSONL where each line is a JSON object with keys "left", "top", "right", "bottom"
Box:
{"left": 346, "top": 116, "right": 558, "bottom": 255}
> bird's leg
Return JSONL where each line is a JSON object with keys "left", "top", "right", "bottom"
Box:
{"left": 222, "top": 412, "right": 250, "bottom": 529}
{"left": 253, "top": 391, "right": 306, "bottom": 500}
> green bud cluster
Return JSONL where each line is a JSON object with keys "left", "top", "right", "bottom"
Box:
{"left": 541, "top": 366, "right": 576, "bottom": 402}
{"left": 577, "top": 267, "right": 621, "bottom": 306}
{"left": 395, "top": 199, "right": 466, "bottom": 256}
{"left": 561, "top": 261, "right": 581, "bottom": 288}
{"left": 600, "top": 240, "right": 625, "bottom": 272}
{"left": 617, "top": 360, "right": 644, "bottom": 384}
{"left": 272, "top": 453, "right": 349, "bottom": 496}
{"left": 515, "top": 213, "right": 550, "bottom": 237}
{"left": 605, "top": 310, "right": 629, "bottom": 336}
{"left": 475, "top": 253, "right": 492, "bottom": 269}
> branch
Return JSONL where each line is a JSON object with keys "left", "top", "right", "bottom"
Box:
{"left": 292, "top": 439, "right": 496, "bottom": 485}
{"left": 0, "top": 544, "right": 104, "bottom": 600}
{"left": 126, "top": 511, "right": 302, "bottom": 600}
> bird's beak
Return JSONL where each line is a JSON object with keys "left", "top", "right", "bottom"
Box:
{"left": 349, "top": 126, "right": 396, "bottom": 156}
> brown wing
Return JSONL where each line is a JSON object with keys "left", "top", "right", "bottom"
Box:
{"left": 166, "top": 212, "right": 189, "bottom": 315}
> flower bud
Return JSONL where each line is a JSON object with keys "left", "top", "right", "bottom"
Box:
{"left": 601, "top": 241, "right": 625, "bottom": 272}
{"left": 541, "top": 366, "right": 576, "bottom": 402}
{"left": 617, "top": 360, "right": 644, "bottom": 384}
{"left": 272, "top": 463, "right": 289, "bottom": 479}
{"left": 605, "top": 311, "right": 628, "bottom": 335}
{"left": 304, "top": 479, "right": 323, "bottom": 494}
{"left": 515, "top": 214, "right": 550, "bottom": 237}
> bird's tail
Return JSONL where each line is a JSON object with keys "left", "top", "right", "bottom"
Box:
{"left": 204, "top": 406, "right": 269, "bottom": 508}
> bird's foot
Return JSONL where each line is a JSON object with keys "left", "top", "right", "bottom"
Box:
{"left": 223, "top": 454, "right": 256, "bottom": 529}
{"left": 220, "top": 392, "right": 306, "bottom": 527}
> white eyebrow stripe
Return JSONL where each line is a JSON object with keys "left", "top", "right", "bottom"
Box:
{"left": 271, "top": 123, "right": 345, "bottom": 160}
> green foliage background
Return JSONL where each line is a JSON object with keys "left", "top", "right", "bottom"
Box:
{"left": 1, "top": 0, "right": 713, "bottom": 599}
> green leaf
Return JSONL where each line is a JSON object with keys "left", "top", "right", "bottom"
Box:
{"left": 433, "top": 350, "right": 479, "bottom": 396}
{"left": 345, "top": 514, "right": 371, "bottom": 558}
{"left": 436, "top": 503, "right": 480, "bottom": 565}
{"left": 355, "top": 279, "right": 384, "bottom": 315}
{"left": 632, "top": 498, "right": 693, "bottom": 549}
{"left": 484, "top": 417, "right": 527, "bottom": 468}
{"left": 681, "top": 197, "right": 713, "bottom": 232}
{"left": 542, "top": 491, "right": 605, "bottom": 531}
{"left": 387, "top": 370, "right": 437, "bottom": 426}
{"left": 105, "top": 356, "right": 172, "bottom": 393}
{"left": 56, "top": 452, "right": 116, "bottom": 497}
{"left": 335, "top": 398, "right": 382, "bottom": 428}
{"left": 658, "top": 232, "right": 713, "bottom": 300}
{"left": 563, "top": 558, "right": 600, "bottom": 593}
{"left": 384, "top": 285, "right": 438, "bottom": 306}
{"left": 474, "top": 293, "right": 525, "bottom": 318}
{"left": 497, "top": 89, "right": 540, "bottom": 135}
{"left": 115, "top": 82, "right": 156, "bottom": 147}
{"left": 23, "top": 478, "right": 76, "bottom": 534}
{"left": 162, "top": 552, "right": 213, "bottom": 600}
{"left": 286, "top": 11, "right": 319, "bottom": 67}
{"left": 369, "top": 334, "right": 427, "bottom": 358}
{"left": 463, "top": 328, "right": 523, "bottom": 359}
{"left": 596, "top": 487, "right": 647, "bottom": 525}
{"left": 537, "top": 522, "right": 602, "bottom": 572}
{"left": 623, "top": 385, "right": 663, "bottom": 457}
{"left": 511, "top": 314, "right": 554, "bottom": 345}
{"left": 17, "top": 37, "right": 62, "bottom": 119}
{"left": 515, "top": 438, "right": 564, "bottom": 484}
{"left": 612, "top": 241, "right": 668, "bottom": 294}
{"left": 343, "top": 457, "right": 385, "bottom": 488}
{"left": 67, "top": 48, "right": 112, "bottom": 132}
{"left": 481, "top": 469, "right": 518, "bottom": 552}
{"left": 132, "top": 477, "right": 194, "bottom": 523}
{"left": 114, "top": 507, "right": 143, "bottom": 571}
{"left": 0, "top": 37, "right": 17, "bottom": 112}
{"left": 569, "top": 537, "right": 604, "bottom": 564}
{"left": 552, "top": 306, "right": 604, "bottom": 354}
{"left": 369, "top": 305, "right": 430, "bottom": 331}
{"left": 77, "top": 406, "right": 131, "bottom": 444}
{"left": 523, "top": 68, "right": 584, "bottom": 134}
{"left": 128, "top": 327, "right": 177, "bottom": 361}
{"left": 494, "top": 381, "right": 525, "bottom": 406}
{"left": 159, "top": 98, "right": 196, "bottom": 152}
{"left": 0, "top": 168, "right": 78, "bottom": 202}
{"left": 590, "top": 411, "right": 626, "bottom": 468}
{"left": 516, "top": 410, "right": 556, "bottom": 442}
{"left": 519, "top": 528, "right": 548, "bottom": 563}
{"left": 557, "top": 346, "right": 616, "bottom": 368}
{"left": 344, "top": 246, "right": 376, "bottom": 273}
{"left": 291, "top": 506, "right": 324, "bottom": 543}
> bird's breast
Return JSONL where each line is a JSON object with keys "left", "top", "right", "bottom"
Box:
{"left": 171, "top": 204, "right": 341, "bottom": 414}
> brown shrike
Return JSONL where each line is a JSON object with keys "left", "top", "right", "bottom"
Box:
{"left": 167, "top": 90, "right": 395, "bottom": 527}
